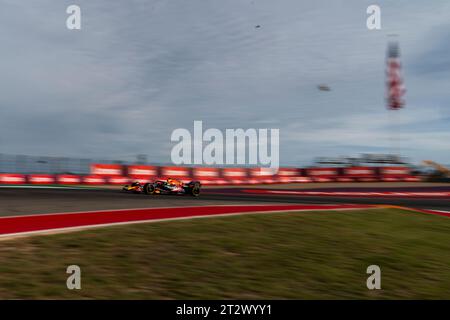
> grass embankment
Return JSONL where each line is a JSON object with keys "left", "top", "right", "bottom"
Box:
{"left": 0, "top": 208, "right": 448, "bottom": 299}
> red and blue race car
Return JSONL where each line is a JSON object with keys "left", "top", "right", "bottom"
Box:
{"left": 122, "top": 178, "right": 201, "bottom": 197}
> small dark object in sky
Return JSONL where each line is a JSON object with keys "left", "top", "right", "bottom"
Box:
{"left": 255, "top": 25, "right": 261, "bottom": 28}
{"left": 318, "top": 84, "right": 331, "bottom": 91}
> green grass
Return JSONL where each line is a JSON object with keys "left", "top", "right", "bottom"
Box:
{"left": 0, "top": 208, "right": 449, "bottom": 299}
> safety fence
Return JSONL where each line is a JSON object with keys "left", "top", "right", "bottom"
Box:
{"left": 0, "top": 164, "right": 422, "bottom": 185}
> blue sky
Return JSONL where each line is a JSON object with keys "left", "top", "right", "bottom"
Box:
{"left": 0, "top": 0, "right": 449, "bottom": 166}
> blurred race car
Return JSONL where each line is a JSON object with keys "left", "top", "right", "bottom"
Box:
{"left": 122, "top": 178, "right": 201, "bottom": 197}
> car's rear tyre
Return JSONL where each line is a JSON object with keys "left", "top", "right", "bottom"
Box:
{"left": 143, "top": 183, "right": 155, "bottom": 195}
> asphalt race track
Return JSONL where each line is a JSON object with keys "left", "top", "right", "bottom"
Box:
{"left": 208, "top": 188, "right": 450, "bottom": 211}
{"left": 0, "top": 187, "right": 276, "bottom": 217}
{"left": 0, "top": 185, "right": 449, "bottom": 217}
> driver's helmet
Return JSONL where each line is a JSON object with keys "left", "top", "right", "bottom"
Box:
{"left": 167, "top": 178, "right": 181, "bottom": 186}
{"left": 131, "top": 181, "right": 141, "bottom": 187}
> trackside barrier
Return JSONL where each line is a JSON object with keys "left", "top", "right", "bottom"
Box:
{"left": 379, "top": 166, "right": 412, "bottom": 182}
{"left": 222, "top": 168, "right": 249, "bottom": 185}
{"left": 0, "top": 174, "right": 26, "bottom": 184}
{"left": 127, "top": 165, "right": 158, "bottom": 182}
{"left": 90, "top": 163, "right": 123, "bottom": 176}
{"left": 82, "top": 175, "right": 106, "bottom": 185}
{"left": 107, "top": 176, "right": 130, "bottom": 185}
{"left": 380, "top": 167, "right": 411, "bottom": 175}
{"left": 277, "top": 168, "right": 312, "bottom": 183}
{"left": 56, "top": 175, "right": 81, "bottom": 185}
{"left": 404, "top": 176, "right": 421, "bottom": 182}
{"left": 159, "top": 166, "right": 192, "bottom": 183}
{"left": 342, "top": 167, "right": 377, "bottom": 182}
{"left": 336, "top": 176, "right": 355, "bottom": 182}
{"left": 28, "top": 174, "right": 55, "bottom": 184}
{"left": 277, "top": 168, "right": 300, "bottom": 182}
{"left": 248, "top": 168, "right": 311, "bottom": 184}
{"left": 381, "top": 176, "right": 401, "bottom": 182}
{"left": 248, "top": 168, "right": 275, "bottom": 184}
{"left": 0, "top": 165, "right": 422, "bottom": 185}
{"left": 305, "top": 168, "right": 339, "bottom": 182}
{"left": 192, "top": 168, "right": 226, "bottom": 185}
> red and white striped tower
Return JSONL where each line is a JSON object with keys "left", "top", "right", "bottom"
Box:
{"left": 386, "top": 39, "right": 406, "bottom": 156}
{"left": 386, "top": 41, "right": 406, "bottom": 110}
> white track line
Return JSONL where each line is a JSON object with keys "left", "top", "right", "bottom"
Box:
{"left": 425, "top": 209, "right": 450, "bottom": 214}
